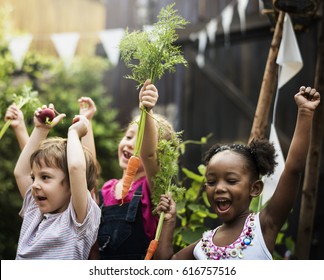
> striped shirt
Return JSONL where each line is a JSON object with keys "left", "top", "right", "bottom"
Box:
{"left": 16, "top": 186, "right": 101, "bottom": 260}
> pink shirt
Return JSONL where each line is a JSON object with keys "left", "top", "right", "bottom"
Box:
{"left": 100, "top": 176, "right": 158, "bottom": 240}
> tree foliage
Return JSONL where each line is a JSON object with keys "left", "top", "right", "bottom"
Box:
{"left": 0, "top": 28, "right": 121, "bottom": 259}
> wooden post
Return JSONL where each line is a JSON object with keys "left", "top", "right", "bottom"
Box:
{"left": 296, "top": 8, "right": 324, "bottom": 259}
{"left": 249, "top": 11, "right": 285, "bottom": 142}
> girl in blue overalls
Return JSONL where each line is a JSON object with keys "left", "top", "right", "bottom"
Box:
{"left": 96, "top": 80, "right": 174, "bottom": 259}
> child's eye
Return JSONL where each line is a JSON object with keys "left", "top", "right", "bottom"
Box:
{"left": 42, "top": 175, "right": 50, "bottom": 180}
{"left": 206, "top": 181, "right": 216, "bottom": 187}
{"left": 30, "top": 175, "right": 35, "bottom": 181}
{"left": 227, "top": 179, "right": 237, "bottom": 185}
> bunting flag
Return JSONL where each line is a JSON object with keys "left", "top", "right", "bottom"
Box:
{"left": 51, "top": 32, "right": 80, "bottom": 69}
{"left": 276, "top": 13, "right": 303, "bottom": 88}
{"left": 221, "top": 3, "right": 234, "bottom": 46}
{"left": 206, "top": 18, "right": 218, "bottom": 44}
{"left": 99, "top": 28, "right": 125, "bottom": 66}
{"left": 8, "top": 34, "right": 33, "bottom": 70}
{"left": 261, "top": 123, "right": 286, "bottom": 206}
{"left": 237, "top": 0, "right": 249, "bottom": 33}
{"left": 196, "top": 30, "right": 208, "bottom": 68}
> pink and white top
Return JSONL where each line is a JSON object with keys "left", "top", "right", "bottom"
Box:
{"left": 194, "top": 212, "right": 272, "bottom": 260}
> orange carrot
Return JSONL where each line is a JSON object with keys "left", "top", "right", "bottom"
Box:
{"left": 144, "top": 239, "right": 159, "bottom": 260}
{"left": 121, "top": 155, "right": 141, "bottom": 202}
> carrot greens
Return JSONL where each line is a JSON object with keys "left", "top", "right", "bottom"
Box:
{"left": 119, "top": 3, "right": 188, "bottom": 88}
{"left": 119, "top": 3, "right": 188, "bottom": 202}
{"left": 0, "top": 86, "right": 40, "bottom": 140}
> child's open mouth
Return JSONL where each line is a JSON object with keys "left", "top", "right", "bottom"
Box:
{"left": 123, "top": 151, "right": 132, "bottom": 159}
{"left": 37, "top": 196, "right": 47, "bottom": 201}
{"left": 216, "top": 199, "right": 231, "bottom": 212}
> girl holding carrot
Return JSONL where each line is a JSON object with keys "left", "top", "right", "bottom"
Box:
{"left": 154, "top": 86, "right": 320, "bottom": 260}
{"left": 95, "top": 79, "right": 174, "bottom": 260}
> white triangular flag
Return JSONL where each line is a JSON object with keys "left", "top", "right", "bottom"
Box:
{"left": 196, "top": 30, "right": 208, "bottom": 68}
{"left": 99, "top": 28, "right": 125, "bottom": 66}
{"left": 261, "top": 123, "right": 285, "bottom": 206}
{"left": 206, "top": 18, "right": 218, "bottom": 44}
{"left": 51, "top": 32, "right": 80, "bottom": 69}
{"left": 276, "top": 14, "right": 303, "bottom": 88}
{"left": 8, "top": 34, "right": 33, "bottom": 70}
{"left": 237, "top": 0, "right": 249, "bottom": 33}
{"left": 221, "top": 4, "right": 234, "bottom": 46}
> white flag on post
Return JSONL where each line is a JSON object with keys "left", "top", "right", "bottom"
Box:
{"left": 51, "top": 32, "right": 80, "bottom": 69}
{"left": 276, "top": 13, "right": 303, "bottom": 88}
{"left": 8, "top": 34, "right": 33, "bottom": 70}
{"left": 99, "top": 28, "right": 125, "bottom": 66}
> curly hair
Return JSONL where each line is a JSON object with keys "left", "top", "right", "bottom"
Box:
{"left": 203, "top": 138, "right": 278, "bottom": 180}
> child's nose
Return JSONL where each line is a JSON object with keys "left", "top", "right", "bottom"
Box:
{"left": 215, "top": 183, "right": 226, "bottom": 193}
{"left": 32, "top": 183, "right": 41, "bottom": 191}
{"left": 127, "top": 138, "right": 136, "bottom": 149}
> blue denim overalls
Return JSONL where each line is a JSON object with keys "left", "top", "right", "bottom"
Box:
{"left": 97, "top": 185, "right": 150, "bottom": 259}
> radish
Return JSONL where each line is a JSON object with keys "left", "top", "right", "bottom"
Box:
{"left": 38, "top": 108, "right": 55, "bottom": 124}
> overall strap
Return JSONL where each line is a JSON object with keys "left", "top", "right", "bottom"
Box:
{"left": 125, "top": 185, "right": 143, "bottom": 222}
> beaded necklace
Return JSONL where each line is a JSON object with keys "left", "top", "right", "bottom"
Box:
{"left": 201, "top": 213, "right": 256, "bottom": 260}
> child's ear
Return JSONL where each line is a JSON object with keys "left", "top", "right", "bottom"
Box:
{"left": 250, "top": 179, "right": 264, "bottom": 197}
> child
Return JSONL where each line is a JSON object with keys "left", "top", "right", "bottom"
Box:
{"left": 96, "top": 79, "right": 174, "bottom": 259}
{"left": 4, "top": 103, "right": 29, "bottom": 150}
{"left": 155, "top": 86, "right": 320, "bottom": 260}
{"left": 13, "top": 104, "right": 101, "bottom": 259}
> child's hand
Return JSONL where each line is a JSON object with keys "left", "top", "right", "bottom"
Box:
{"left": 157, "top": 193, "right": 176, "bottom": 222}
{"left": 34, "top": 104, "right": 66, "bottom": 128}
{"left": 4, "top": 104, "right": 24, "bottom": 128}
{"left": 139, "top": 79, "right": 159, "bottom": 111}
{"left": 295, "top": 86, "right": 321, "bottom": 112}
{"left": 78, "top": 97, "right": 97, "bottom": 120}
{"left": 70, "top": 115, "right": 89, "bottom": 138}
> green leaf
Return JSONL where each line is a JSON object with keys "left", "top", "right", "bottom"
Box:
{"left": 182, "top": 167, "right": 204, "bottom": 183}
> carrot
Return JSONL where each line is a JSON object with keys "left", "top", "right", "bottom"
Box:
{"left": 144, "top": 239, "right": 159, "bottom": 260}
{"left": 121, "top": 155, "right": 141, "bottom": 203}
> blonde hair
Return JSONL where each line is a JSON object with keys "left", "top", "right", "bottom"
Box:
{"left": 130, "top": 113, "right": 174, "bottom": 141}
{"left": 30, "top": 137, "right": 98, "bottom": 191}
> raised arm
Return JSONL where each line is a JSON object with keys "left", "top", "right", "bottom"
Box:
{"left": 262, "top": 86, "right": 321, "bottom": 246}
{"left": 78, "top": 97, "right": 97, "bottom": 161}
{"left": 140, "top": 79, "right": 159, "bottom": 190}
{"left": 4, "top": 104, "right": 29, "bottom": 150}
{"left": 13, "top": 104, "right": 65, "bottom": 198}
{"left": 67, "top": 115, "right": 90, "bottom": 223}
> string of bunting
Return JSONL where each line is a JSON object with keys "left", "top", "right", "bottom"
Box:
{"left": 6, "top": 0, "right": 252, "bottom": 70}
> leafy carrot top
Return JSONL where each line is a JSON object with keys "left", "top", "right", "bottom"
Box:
{"left": 119, "top": 2, "right": 189, "bottom": 88}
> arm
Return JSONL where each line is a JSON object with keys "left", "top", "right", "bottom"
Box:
{"left": 262, "top": 86, "right": 321, "bottom": 247}
{"left": 68, "top": 115, "right": 90, "bottom": 223}
{"left": 154, "top": 194, "right": 197, "bottom": 260}
{"left": 78, "top": 97, "right": 97, "bottom": 161}
{"left": 4, "top": 104, "right": 29, "bottom": 150}
{"left": 140, "top": 79, "right": 159, "bottom": 190}
{"left": 13, "top": 104, "right": 66, "bottom": 198}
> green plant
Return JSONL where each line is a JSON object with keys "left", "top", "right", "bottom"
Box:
{"left": 145, "top": 127, "right": 185, "bottom": 259}
{"left": 173, "top": 135, "right": 218, "bottom": 250}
